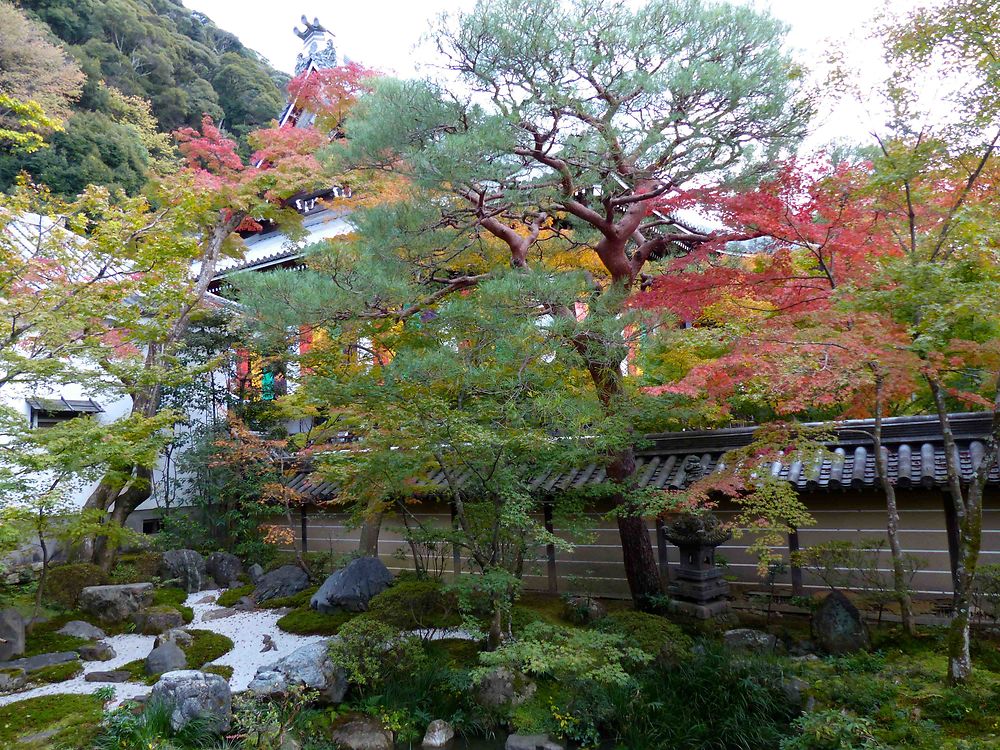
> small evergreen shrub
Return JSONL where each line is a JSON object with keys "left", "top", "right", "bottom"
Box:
{"left": 328, "top": 615, "right": 425, "bottom": 691}
{"left": 598, "top": 610, "right": 693, "bottom": 661}
{"left": 366, "top": 578, "right": 459, "bottom": 631}
{"left": 780, "top": 709, "right": 886, "bottom": 749}
{"left": 44, "top": 563, "right": 108, "bottom": 608}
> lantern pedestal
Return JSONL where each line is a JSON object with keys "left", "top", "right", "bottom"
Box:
{"left": 665, "top": 514, "right": 731, "bottom": 619}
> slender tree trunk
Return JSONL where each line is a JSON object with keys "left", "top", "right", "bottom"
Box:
{"left": 30, "top": 532, "right": 48, "bottom": 634}
{"left": 358, "top": 512, "right": 384, "bottom": 557}
{"left": 930, "top": 375, "right": 999, "bottom": 684}
{"left": 871, "top": 372, "right": 916, "bottom": 635}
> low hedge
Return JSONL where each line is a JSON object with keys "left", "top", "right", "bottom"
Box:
{"left": 44, "top": 563, "right": 108, "bottom": 609}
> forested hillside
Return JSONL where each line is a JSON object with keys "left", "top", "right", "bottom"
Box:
{"left": 0, "top": 0, "right": 287, "bottom": 195}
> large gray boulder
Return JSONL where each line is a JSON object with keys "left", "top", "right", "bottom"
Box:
{"left": 79, "top": 583, "right": 153, "bottom": 624}
{"left": 248, "top": 563, "right": 265, "bottom": 584}
{"left": 310, "top": 557, "right": 393, "bottom": 614}
{"left": 477, "top": 668, "right": 536, "bottom": 709}
{"left": 0, "top": 667, "right": 26, "bottom": 692}
{"left": 0, "top": 608, "right": 25, "bottom": 661}
{"left": 57, "top": 620, "right": 106, "bottom": 640}
{"left": 77, "top": 642, "right": 116, "bottom": 661}
{"left": 422, "top": 719, "right": 455, "bottom": 747}
{"left": 146, "top": 641, "right": 187, "bottom": 676}
{"left": 132, "top": 606, "right": 185, "bottom": 635}
{"left": 150, "top": 670, "right": 232, "bottom": 733}
{"left": 248, "top": 640, "right": 347, "bottom": 703}
{"left": 206, "top": 552, "right": 243, "bottom": 588}
{"left": 253, "top": 565, "right": 310, "bottom": 604}
{"left": 161, "top": 549, "right": 208, "bottom": 593}
{"left": 723, "top": 628, "right": 778, "bottom": 653}
{"left": 329, "top": 715, "right": 393, "bottom": 750}
{"left": 812, "top": 590, "right": 870, "bottom": 655}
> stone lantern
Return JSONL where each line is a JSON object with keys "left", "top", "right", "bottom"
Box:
{"left": 665, "top": 512, "right": 731, "bottom": 618}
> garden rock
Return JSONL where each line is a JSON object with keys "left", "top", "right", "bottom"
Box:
{"left": 5, "top": 651, "right": 78, "bottom": 672}
{"left": 505, "top": 734, "right": 564, "bottom": 750}
{"left": 155, "top": 628, "right": 193, "bottom": 648}
{"left": 422, "top": 719, "right": 455, "bottom": 747}
{"left": 77, "top": 641, "right": 116, "bottom": 661}
{"left": 723, "top": 628, "right": 778, "bottom": 653}
{"left": 85, "top": 669, "right": 132, "bottom": 683}
{"left": 248, "top": 640, "right": 347, "bottom": 703}
{"left": 57, "top": 620, "right": 106, "bottom": 640}
{"left": 330, "top": 715, "right": 393, "bottom": 750}
{"left": 248, "top": 563, "right": 265, "bottom": 584}
{"left": 235, "top": 596, "right": 257, "bottom": 611}
{"left": 0, "top": 667, "right": 26, "bottom": 692}
{"left": 150, "top": 669, "right": 232, "bottom": 733}
{"left": 145, "top": 641, "right": 187, "bottom": 675}
{"left": 79, "top": 583, "right": 153, "bottom": 623}
{"left": 477, "top": 667, "right": 536, "bottom": 709}
{"left": 201, "top": 607, "right": 239, "bottom": 622}
{"left": 812, "top": 590, "right": 870, "bottom": 654}
{"left": 161, "top": 549, "right": 208, "bottom": 593}
{"left": 254, "top": 564, "right": 310, "bottom": 603}
{"left": 132, "top": 605, "right": 185, "bottom": 635}
{"left": 562, "top": 595, "right": 606, "bottom": 624}
{"left": 0, "top": 608, "right": 25, "bottom": 661}
{"left": 206, "top": 552, "right": 243, "bottom": 587}
{"left": 311, "top": 557, "right": 393, "bottom": 614}
{"left": 782, "top": 676, "right": 812, "bottom": 710}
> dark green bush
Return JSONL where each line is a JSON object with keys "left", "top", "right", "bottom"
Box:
{"left": 367, "top": 578, "right": 459, "bottom": 630}
{"left": 606, "top": 641, "right": 798, "bottom": 750}
{"left": 598, "top": 610, "right": 693, "bottom": 661}
{"left": 44, "top": 563, "right": 108, "bottom": 608}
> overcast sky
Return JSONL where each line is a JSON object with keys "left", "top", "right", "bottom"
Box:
{"left": 183, "top": 0, "right": 922, "bottom": 146}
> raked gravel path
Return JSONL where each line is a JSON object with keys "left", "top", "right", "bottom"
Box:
{"left": 0, "top": 589, "right": 326, "bottom": 706}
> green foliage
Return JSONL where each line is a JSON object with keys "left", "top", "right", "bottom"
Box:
{"left": 43, "top": 562, "right": 108, "bottom": 608}
{"left": 973, "top": 564, "right": 1000, "bottom": 623}
{"left": 231, "top": 685, "right": 319, "bottom": 750}
{"left": 597, "top": 610, "right": 693, "bottom": 662}
{"left": 0, "top": 693, "right": 103, "bottom": 749}
{"left": 23, "top": 624, "right": 88, "bottom": 658}
{"left": 110, "top": 552, "right": 163, "bottom": 584}
{"left": 276, "top": 606, "right": 356, "bottom": 636}
{"left": 93, "top": 698, "right": 222, "bottom": 750}
{"left": 607, "top": 641, "right": 798, "bottom": 750}
{"left": 780, "top": 710, "right": 887, "bottom": 750}
{"left": 328, "top": 615, "right": 425, "bottom": 691}
{"left": 366, "top": 578, "right": 459, "bottom": 632}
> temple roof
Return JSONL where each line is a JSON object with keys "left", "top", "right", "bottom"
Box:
{"left": 285, "top": 412, "right": 1000, "bottom": 502}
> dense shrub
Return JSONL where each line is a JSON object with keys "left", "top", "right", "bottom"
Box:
{"left": 44, "top": 563, "right": 108, "bottom": 608}
{"left": 366, "top": 578, "right": 460, "bottom": 631}
{"left": 598, "top": 610, "right": 694, "bottom": 661}
{"left": 780, "top": 709, "right": 886, "bottom": 750}
{"left": 109, "top": 552, "right": 162, "bottom": 584}
{"left": 606, "top": 641, "right": 798, "bottom": 750}
{"left": 329, "top": 615, "right": 425, "bottom": 691}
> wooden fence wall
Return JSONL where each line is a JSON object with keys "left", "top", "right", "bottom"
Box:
{"left": 273, "top": 488, "right": 999, "bottom": 600}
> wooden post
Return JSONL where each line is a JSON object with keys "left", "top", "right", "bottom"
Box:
{"left": 450, "top": 501, "right": 461, "bottom": 577}
{"left": 942, "top": 492, "right": 961, "bottom": 608}
{"left": 655, "top": 519, "right": 669, "bottom": 581}
{"left": 300, "top": 506, "right": 308, "bottom": 554}
{"left": 543, "top": 500, "right": 557, "bottom": 594}
{"left": 788, "top": 528, "right": 803, "bottom": 596}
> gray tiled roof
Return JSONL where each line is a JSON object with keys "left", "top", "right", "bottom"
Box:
{"left": 286, "top": 412, "right": 999, "bottom": 501}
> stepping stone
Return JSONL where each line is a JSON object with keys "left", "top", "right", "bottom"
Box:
{"left": 5, "top": 651, "right": 79, "bottom": 673}
{"left": 58, "top": 620, "right": 106, "bottom": 640}
{"left": 201, "top": 607, "right": 239, "bottom": 622}
{"left": 85, "top": 670, "right": 133, "bottom": 683}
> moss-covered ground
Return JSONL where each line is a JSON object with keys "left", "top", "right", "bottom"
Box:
{"left": 0, "top": 693, "right": 103, "bottom": 749}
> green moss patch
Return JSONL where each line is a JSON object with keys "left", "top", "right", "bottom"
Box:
{"left": 423, "top": 638, "right": 480, "bottom": 668}
{"left": 276, "top": 606, "right": 357, "bottom": 635}
{"left": 184, "top": 629, "right": 234, "bottom": 668}
{"left": 29, "top": 660, "right": 82, "bottom": 684}
{"left": 0, "top": 693, "right": 103, "bottom": 749}
{"left": 258, "top": 585, "right": 319, "bottom": 609}
{"left": 216, "top": 584, "right": 255, "bottom": 608}
{"left": 43, "top": 563, "right": 108, "bottom": 609}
